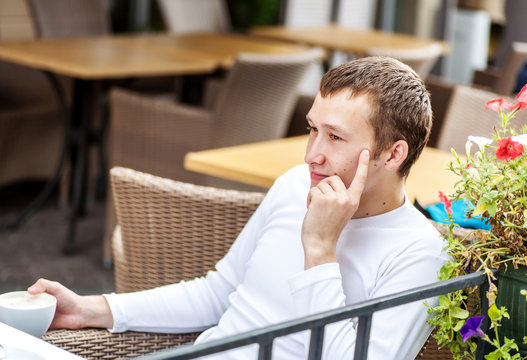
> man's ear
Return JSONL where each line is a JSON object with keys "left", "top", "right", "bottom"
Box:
{"left": 383, "top": 140, "right": 408, "bottom": 171}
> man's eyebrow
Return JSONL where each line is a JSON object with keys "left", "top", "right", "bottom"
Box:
{"left": 305, "top": 117, "right": 349, "bottom": 135}
{"left": 319, "top": 122, "right": 351, "bottom": 137}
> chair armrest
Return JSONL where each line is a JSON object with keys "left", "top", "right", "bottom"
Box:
{"left": 43, "top": 328, "right": 199, "bottom": 359}
{"left": 472, "top": 68, "right": 501, "bottom": 90}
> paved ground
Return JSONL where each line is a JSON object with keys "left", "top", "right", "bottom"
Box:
{"left": 0, "top": 181, "right": 115, "bottom": 295}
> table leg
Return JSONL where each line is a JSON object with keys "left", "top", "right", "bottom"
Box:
{"left": 1, "top": 72, "right": 70, "bottom": 230}
{"left": 63, "top": 79, "right": 97, "bottom": 254}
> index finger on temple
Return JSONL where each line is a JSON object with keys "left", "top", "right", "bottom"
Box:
{"left": 347, "top": 149, "right": 369, "bottom": 195}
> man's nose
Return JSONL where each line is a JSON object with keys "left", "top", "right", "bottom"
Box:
{"left": 304, "top": 137, "right": 326, "bottom": 165}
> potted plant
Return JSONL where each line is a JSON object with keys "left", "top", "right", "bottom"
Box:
{"left": 426, "top": 85, "right": 527, "bottom": 359}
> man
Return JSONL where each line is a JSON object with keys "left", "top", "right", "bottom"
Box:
{"left": 29, "top": 57, "right": 447, "bottom": 359}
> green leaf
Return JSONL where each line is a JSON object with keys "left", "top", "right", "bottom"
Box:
{"left": 488, "top": 304, "right": 501, "bottom": 322}
{"left": 453, "top": 320, "right": 465, "bottom": 331}
{"left": 439, "top": 263, "right": 454, "bottom": 280}
{"left": 486, "top": 201, "right": 498, "bottom": 217}
{"left": 438, "top": 295, "right": 449, "bottom": 308}
{"left": 484, "top": 349, "right": 501, "bottom": 360}
{"left": 473, "top": 201, "right": 488, "bottom": 216}
{"left": 452, "top": 307, "right": 469, "bottom": 319}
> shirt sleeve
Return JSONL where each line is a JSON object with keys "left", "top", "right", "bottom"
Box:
{"left": 288, "top": 247, "right": 445, "bottom": 360}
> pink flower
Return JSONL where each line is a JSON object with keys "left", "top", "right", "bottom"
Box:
{"left": 438, "top": 191, "right": 452, "bottom": 214}
{"left": 486, "top": 98, "right": 513, "bottom": 112}
{"left": 495, "top": 137, "right": 524, "bottom": 162}
{"left": 516, "top": 84, "right": 527, "bottom": 108}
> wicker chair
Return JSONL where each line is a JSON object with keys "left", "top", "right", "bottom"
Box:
{"left": 43, "top": 166, "right": 265, "bottom": 359}
{"left": 26, "top": 0, "right": 109, "bottom": 38}
{"left": 102, "top": 48, "right": 323, "bottom": 263}
{"left": 0, "top": 60, "right": 63, "bottom": 188}
{"left": 157, "top": 0, "right": 231, "bottom": 34}
{"left": 472, "top": 41, "right": 527, "bottom": 96}
{"left": 435, "top": 84, "right": 527, "bottom": 154}
{"left": 366, "top": 43, "right": 444, "bottom": 80}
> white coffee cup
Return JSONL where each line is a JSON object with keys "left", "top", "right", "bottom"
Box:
{"left": 0, "top": 291, "right": 56, "bottom": 338}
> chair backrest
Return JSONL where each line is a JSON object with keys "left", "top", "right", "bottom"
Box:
{"left": 493, "top": 41, "right": 527, "bottom": 95}
{"left": 26, "top": 0, "right": 109, "bottom": 38}
{"left": 336, "top": 0, "right": 378, "bottom": 30}
{"left": 436, "top": 85, "right": 527, "bottom": 154}
{"left": 157, "top": 0, "right": 231, "bottom": 34}
{"left": 366, "top": 42, "right": 444, "bottom": 79}
{"left": 110, "top": 166, "right": 265, "bottom": 293}
{"left": 283, "top": 0, "right": 332, "bottom": 28}
{"left": 209, "top": 48, "right": 323, "bottom": 148}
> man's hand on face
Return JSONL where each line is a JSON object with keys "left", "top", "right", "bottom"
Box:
{"left": 301, "top": 149, "right": 370, "bottom": 269}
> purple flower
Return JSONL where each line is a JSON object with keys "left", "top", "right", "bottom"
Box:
{"left": 464, "top": 258, "right": 471, "bottom": 273}
{"left": 459, "top": 315, "right": 485, "bottom": 342}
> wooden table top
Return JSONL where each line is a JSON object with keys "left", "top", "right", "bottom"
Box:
{"left": 184, "top": 135, "right": 459, "bottom": 205}
{"left": 251, "top": 24, "right": 450, "bottom": 56}
{"left": 0, "top": 32, "right": 309, "bottom": 80}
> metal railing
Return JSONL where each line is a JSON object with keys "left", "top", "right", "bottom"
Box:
{"left": 136, "top": 271, "right": 490, "bottom": 360}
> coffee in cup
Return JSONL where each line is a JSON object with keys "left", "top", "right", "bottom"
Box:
{"left": 0, "top": 291, "right": 56, "bottom": 338}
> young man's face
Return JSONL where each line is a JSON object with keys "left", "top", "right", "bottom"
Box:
{"left": 304, "top": 90, "right": 379, "bottom": 189}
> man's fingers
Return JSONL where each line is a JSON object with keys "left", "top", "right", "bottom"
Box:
{"left": 347, "top": 149, "right": 369, "bottom": 196}
{"left": 27, "top": 278, "right": 58, "bottom": 296}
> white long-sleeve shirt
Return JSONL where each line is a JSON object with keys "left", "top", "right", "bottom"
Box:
{"left": 104, "top": 164, "right": 448, "bottom": 359}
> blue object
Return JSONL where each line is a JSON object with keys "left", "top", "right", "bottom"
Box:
{"left": 426, "top": 199, "right": 493, "bottom": 230}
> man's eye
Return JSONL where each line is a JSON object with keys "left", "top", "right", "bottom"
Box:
{"left": 330, "top": 134, "right": 342, "bottom": 141}
{"left": 306, "top": 125, "right": 318, "bottom": 133}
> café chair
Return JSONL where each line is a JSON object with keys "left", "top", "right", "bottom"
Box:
{"left": 157, "top": 0, "right": 231, "bottom": 34}
{"left": 472, "top": 41, "right": 527, "bottom": 95}
{"left": 281, "top": 0, "right": 333, "bottom": 96}
{"left": 282, "top": 0, "right": 332, "bottom": 28}
{"left": 26, "top": 0, "right": 109, "bottom": 38}
{"left": 0, "top": 61, "right": 62, "bottom": 188}
{"left": 424, "top": 75, "right": 456, "bottom": 148}
{"left": 101, "top": 48, "right": 323, "bottom": 263}
{"left": 43, "top": 166, "right": 265, "bottom": 359}
{"left": 365, "top": 42, "right": 444, "bottom": 80}
{"left": 435, "top": 84, "right": 527, "bottom": 154}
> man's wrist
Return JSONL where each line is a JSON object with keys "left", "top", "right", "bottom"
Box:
{"left": 304, "top": 247, "right": 337, "bottom": 269}
{"left": 81, "top": 295, "right": 114, "bottom": 329}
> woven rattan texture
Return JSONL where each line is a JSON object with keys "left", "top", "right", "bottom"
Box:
{"left": 110, "top": 167, "right": 265, "bottom": 293}
{"left": 26, "top": 0, "right": 109, "bottom": 38}
{"left": 43, "top": 328, "right": 199, "bottom": 360}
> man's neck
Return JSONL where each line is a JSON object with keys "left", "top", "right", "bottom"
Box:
{"left": 352, "top": 180, "right": 406, "bottom": 219}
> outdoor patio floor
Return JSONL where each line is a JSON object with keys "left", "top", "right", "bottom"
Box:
{"left": 0, "top": 181, "right": 114, "bottom": 295}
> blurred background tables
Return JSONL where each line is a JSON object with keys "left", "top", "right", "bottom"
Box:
{"left": 251, "top": 24, "right": 450, "bottom": 57}
{"left": 184, "top": 135, "right": 459, "bottom": 206}
{"left": 0, "top": 32, "right": 309, "bottom": 253}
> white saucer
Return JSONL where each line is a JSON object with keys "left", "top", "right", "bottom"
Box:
{"left": 5, "top": 346, "right": 45, "bottom": 360}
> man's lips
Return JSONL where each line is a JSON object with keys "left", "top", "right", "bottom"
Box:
{"left": 310, "top": 171, "right": 328, "bottom": 182}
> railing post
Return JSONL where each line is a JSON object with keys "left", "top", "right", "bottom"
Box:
{"left": 354, "top": 315, "right": 373, "bottom": 360}
{"left": 257, "top": 339, "right": 273, "bottom": 360}
{"left": 307, "top": 326, "right": 325, "bottom": 360}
